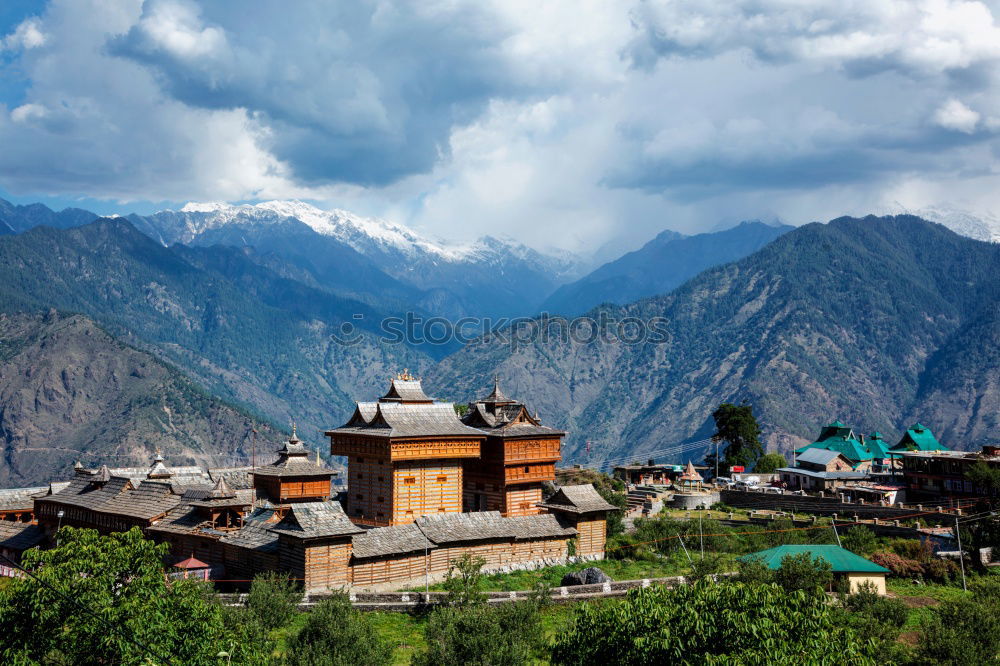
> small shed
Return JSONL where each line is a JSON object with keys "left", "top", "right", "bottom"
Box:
{"left": 738, "top": 544, "right": 890, "bottom": 594}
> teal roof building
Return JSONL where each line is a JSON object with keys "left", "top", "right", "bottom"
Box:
{"left": 795, "top": 420, "right": 872, "bottom": 468}
{"left": 891, "top": 423, "right": 947, "bottom": 453}
{"left": 738, "top": 544, "right": 889, "bottom": 574}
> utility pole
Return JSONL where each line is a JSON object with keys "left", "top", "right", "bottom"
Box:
{"left": 831, "top": 516, "right": 842, "bottom": 547}
{"left": 955, "top": 514, "right": 967, "bottom": 592}
{"left": 699, "top": 511, "right": 704, "bottom": 560}
{"left": 678, "top": 533, "right": 693, "bottom": 565}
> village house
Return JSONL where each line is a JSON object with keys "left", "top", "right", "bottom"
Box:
{"left": 902, "top": 445, "right": 1000, "bottom": 499}
{"left": 777, "top": 448, "right": 868, "bottom": 492}
{"left": 739, "top": 544, "right": 891, "bottom": 594}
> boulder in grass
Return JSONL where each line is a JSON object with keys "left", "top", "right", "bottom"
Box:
{"left": 561, "top": 567, "right": 611, "bottom": 586}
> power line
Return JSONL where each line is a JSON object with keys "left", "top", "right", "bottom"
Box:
{"left": 0, "top": 551, "right": 177, "bottom": 666}
{"left": 590, "top": 438, "right": 715, "bottom": 469}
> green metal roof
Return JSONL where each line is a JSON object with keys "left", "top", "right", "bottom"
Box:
{"left": 865, "top": 434, "right": 900, "bottom": 460}
{"left": 891, "top": 423, "right": 947, "bottom": 452}
{"left": 738, "top": 545, "right": 890, "bottom": 574}
{"left": 794, "top": 438, "right": 872, "bottom": 464}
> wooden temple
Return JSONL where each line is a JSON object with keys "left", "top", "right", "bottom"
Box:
{"left": 460, "top": 378, "right": 564, "bottom": 516}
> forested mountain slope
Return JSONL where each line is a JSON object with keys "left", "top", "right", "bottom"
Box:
{"left": 0, "top": 219, "right": 430, "bottom": 456}
{"left": 428, "top": 216, "right": 1000, "bottom": 464}
{"left": 0, "top": 313, "right": 284, "bottom": 486}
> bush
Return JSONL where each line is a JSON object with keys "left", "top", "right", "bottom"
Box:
{"left": 443, "top": 554, "right": 487, "bottom": 607}
{"left": 286, "top": 595, "right": 392, "bottom": 666}
{"left": 870, "top": 551, "right": 924, "bottom": 578}
{"left": 551, "top": 581, "right": 880, "bottom": 665}
{"left": 922, "top": 558, "right": 959, "bottom": 584}
{"left": 915, "top": 591, "right": 1000, "bottom": 665}
{"left": 735, "top": 555, "right": 775, "bottom": 586}
{"left": 688, "top": 553, "right": 727, "bottom": 581}
{"left": 246, "top": 571, "right": 302, "bottom": 631}
{"left": 415, "top": 601, "right": 544, "bottom": 666}
{"left": 774, "top": 552, "right": 833, "bottom": 594}
{"left": 841, "top": 526, "right": 878, "bottom": 556}
{"left": 845, "top": 582, "right": 908, "bottom": 629}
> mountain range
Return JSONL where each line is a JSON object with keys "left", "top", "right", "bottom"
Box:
{"left": 0, "top": 311, "right": 284, "bottom": 486}
{"left": 428, "top": 216, "right": 1000, "bottom": 465}
{"left": 541, "top": 221, "right": 793, "bottom": 316}
{"left": 1, "top": 197, "right": 999, "bottom": 484}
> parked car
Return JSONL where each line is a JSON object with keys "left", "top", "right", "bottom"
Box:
{"left": 734, "top": 480, "right": 759, "bottom": 491}
{"left": 715, "top": 476, "right": 735, "bottom": 487}
{"left": 762, "top": 486, "right": 784, "bottom": 495}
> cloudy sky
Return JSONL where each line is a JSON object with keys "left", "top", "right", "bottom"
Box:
{"left": 3, "top": 0, "right": 1000, "bottom": 253}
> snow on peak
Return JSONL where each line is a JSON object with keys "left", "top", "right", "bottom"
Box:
{"left": 882, "top": 202, "right": 1000, "bottom": 243}
{"left": 175, "top": 200, "right": 484, "bottom": 261}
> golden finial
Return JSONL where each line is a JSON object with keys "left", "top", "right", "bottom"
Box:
{"left": 291, "top": 420, "right": 297, "bottom": 440}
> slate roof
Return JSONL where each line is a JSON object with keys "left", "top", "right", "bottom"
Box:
{"left": 41, "top": 475, "right": 133, "bottom": 511}
{"left": 380, "top": 378, "right": 433, "bottom": 403}
{"left": 219, "top": 521, "right": 280, "bottom": 554}
{"left": 332, "top": 402, "right": 486, "bottom": 439}
{"left": 100, "top": 480, "right": 182, "bottom": 520}
{"left": 776, "top": 467, "right": 869, "bottom": 480}
{"left": 351, "top": 523, "right": 435, "bottom": 559}
{"left": 0, "top": 486, "right": 46, "bottom": 511}
{"left": 416, "top": 511, "right": 518, "bottom": 544}
{"left": 739, "top": 545, "right": 890, "bottom": 574}
{"left": 253, "top": 435, "right": 335, "bottom": 479}
{"left": 460, "top": 379, "right": 565, "bottom": 439}
{"left": 537, "top": 484, "right": 618, "bottom": 515}
{"left": 796, "top": 448, "right": 845, "bottom": 466}
{"left": 146, "top": 504, "right": 207, "bottom": 536}
{"left": 0, "top": 521, "right": 47, "bottom": 552}
{"left": 208, "top": 467, "right": 255, "bottom": 490}
{"left": 508, "top": 514, "right": 577, "bottom": 540}
{"left": 268, "top": 501, "right": 363, "bottom": 539}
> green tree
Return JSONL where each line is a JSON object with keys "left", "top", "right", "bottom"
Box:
{"left": 915, "top": 578, "right": 1000, "bottom": 665}
{"left": 841, "top": 526, "right": 879, "bottom": 557}
{"left": 735, "top": 555, "right": 775, "bottom": 585}
{"left": 414, "top": 601, "right": 545, "bottom": 666}
{"left": 286, "top": 595, "right": 392, "bottom": 666}
{"left": 595, "top": 484, "right": 627, "bottom": 537}
{"left": 551, "top": 581, "right": 879, "bottom": 665}
{"left": 0, "top": 526, "right": 232, "bottom": 665}
{"left": 774, "top": 552, "right": 833, "bottom": 594}
{"left": 246, "top": 571, "right": 303, "bottom": 631}
{"left": 710, "top": 402, "right": 764, "bottom": 470}
{"left": 443, "top": 553, "right": 487, "bottom": 607}
{"left": 753, "top": 452, "right": 787, "bottom": 474}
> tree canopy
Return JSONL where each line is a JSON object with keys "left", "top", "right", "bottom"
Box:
{"left": 552, "top": 581, "right": 879, "bottom": 665}
{"left": 710, "top": 403, "right": 764, "bottom": 470}
{"left": 753, "top": 453, "right": 787, "bottom": 474}
{"left": 0, "top": 527, "right": 234, "bottom": 665}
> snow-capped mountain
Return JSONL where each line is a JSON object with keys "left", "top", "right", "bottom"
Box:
{"left": 128, "top": 200, "right": 584, "bottom": 320}
{"left": 880, "top": 203, "right": 1000, "bottom": 243}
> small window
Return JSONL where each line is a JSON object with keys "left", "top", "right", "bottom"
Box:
{"left": 377, "top": 476, "right": 384, "bottom": 482}
{"left": 438, "top": 507, "right": 446, "bottom": 512}
{"left": 524, "top": 466, "right": 530, "bottom": 474}
{"left": 377, "top": 496, "right": 384, "bottom": 503}
{"left": 357, "top": 457, "right": 365, "bottom": 463}
{"left": 406, "top": 509, "right": 414, "bottom": 515}
{"left": 475, "top": 482, "right": 485, "bottom": 491}
{"left": 436, "top": 475, "right": 448, "bottom": 483}
{"left": 357, "top": 472, "right": 364, "bottom": 479}
{"left": 403, "top": 477, "right": 416, "bottom": 485}
{"left": 355, "top": 494, "right": 363, "bottom": 500}
{"left": 520, "top": 502, "right": 530, "bottom": 510}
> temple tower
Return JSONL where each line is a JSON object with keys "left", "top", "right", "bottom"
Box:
{"left": 460, "top": 378, "right": 564, "bottom": 517}
{"left": 327, "top": 373, "right": 485, "bottom": 526}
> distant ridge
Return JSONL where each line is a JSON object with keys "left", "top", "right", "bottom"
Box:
{"left": 541, "top": 220, "right": 792, "bottom": 316}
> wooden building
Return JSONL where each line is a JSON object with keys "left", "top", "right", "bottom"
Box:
{"left": 252, "top": 427, "right": 335, "bottom": 507}
{"left": 327, "top": 374, "right": 486, "bottom": 526}
{"left": 460, "top": 379, "right": 564, "bottom": 517}
{"left": 538, "top": 484, "right": 618, "bottom": 557}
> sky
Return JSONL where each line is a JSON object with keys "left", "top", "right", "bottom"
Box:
{"left": 3, "top": 0, "right": 1000, "bottom": 254}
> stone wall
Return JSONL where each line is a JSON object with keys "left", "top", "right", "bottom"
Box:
{"left": 719, "top": 489, "right": 959, "bottom": 523}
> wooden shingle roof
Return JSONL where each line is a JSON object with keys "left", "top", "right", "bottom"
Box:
{"left": 0, "top": 486, "right": 47, "bottom": 512}
{"left": 332, "top": 402, "right": 486, "bottom": 439}
{"left": 99, "top": 480, "right": 182, "bottom": 520}
{"left": 219, "top": 521, "right": 280, "bottom": 553}
{"left": 253, "top": 435, "right": 335, "bottom": 479}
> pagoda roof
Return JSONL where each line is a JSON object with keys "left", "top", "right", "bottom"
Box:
{"left": 380, "top": 375, "right": 433, "bottom": 403}
{"left": 331, "top": 401, "right": 485, "bottom": 440}
{"left": 460, "top": 379, "right": 565, "bottom": 438}
{"left": 254, "top": 432, "right": 335, "bottom": 478}
{"left": 679, "top": 461, "right": 702, "bottom": 481}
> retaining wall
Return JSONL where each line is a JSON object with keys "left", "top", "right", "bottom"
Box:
{"left": 720, "top": 489, "right": 960, "bottom": 523}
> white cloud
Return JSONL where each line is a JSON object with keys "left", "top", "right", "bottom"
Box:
{"left": 2, "top": 0, "right": 1000, "bottom": 252}
{"left": 2, "top": 18, "right": 46, "bottom": 50}
{"left": 934, "top": 98, "right": 981, "bottom": 132}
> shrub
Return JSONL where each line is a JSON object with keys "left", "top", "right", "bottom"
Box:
{"left": 286, "top": 595, "right": 392, "bottom": 666}
{"left": 870, "top": 551, "right": 923, "bottom": 578}
{"left": 443, "top": 553, "right": 488, "bottom": 607}
{"left": 845, "top": 582, "right": 908, "bottom": 629}
{"left": 246, "top": 571, "right": 302, "bottom": 631}
{"left": 841, "top": 526, "right": 878, "bottom": 556}
{"left": 415, "top": 601, "right": 544, "bottom": 666}
{"left": 774, "top": 552, "right": 833, "bottom": 594}
{"left": 551, "top": 581, "right": 879, "bottom": 665}
{"left": 922, "top": 558, "right": 959, "bottom": 584}
{"left": 735, "top": 555, "right": 775, "bottom": 586}
{"left": 688, "top": 553, "right": 727, "bottom": 581}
